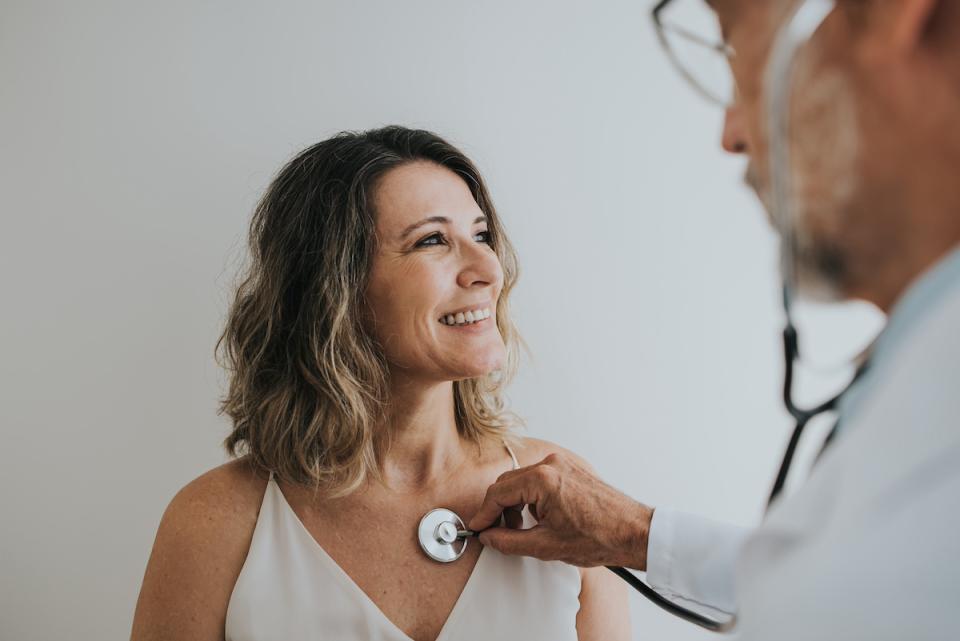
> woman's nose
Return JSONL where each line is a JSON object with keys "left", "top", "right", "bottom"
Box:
{"left": 721, "top": 105, "right": 749, "bottom": 155}
{"left": 456, "top": 241, "right": 501, "bottom": 289}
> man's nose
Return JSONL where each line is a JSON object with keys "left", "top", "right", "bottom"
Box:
{"left": 721, "top": 106, "right": 749, "bottom": 155}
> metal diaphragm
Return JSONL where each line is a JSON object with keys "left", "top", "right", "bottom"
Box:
{"left": 418, "top": 508, "right": 468, "bottom": 563}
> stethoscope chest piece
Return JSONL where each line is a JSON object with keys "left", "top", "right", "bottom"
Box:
{"left": 418, "top": 508, "right": 469, "bottom": 563}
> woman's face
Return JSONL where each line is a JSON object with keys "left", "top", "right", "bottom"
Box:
{"left": 365, "top": 161, "right": 506, "bottom": 383}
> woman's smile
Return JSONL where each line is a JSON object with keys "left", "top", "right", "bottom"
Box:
{"left": 438, "top": 305, "right": 494, "bottom": 327}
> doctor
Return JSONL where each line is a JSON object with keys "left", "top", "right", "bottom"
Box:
{"left": 469, "top": 0, "right": 960, "bottom": 638}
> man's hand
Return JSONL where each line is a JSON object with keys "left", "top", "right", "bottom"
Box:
{"left": 468, "top": 452, "right": 654, "bottom": 569}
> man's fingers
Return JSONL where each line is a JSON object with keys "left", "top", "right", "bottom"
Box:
{"left": 469, "top": 474, "right": 537, "bottom": 531}
{"left": 477, "top": 526, "right": 552, "bottom": 559}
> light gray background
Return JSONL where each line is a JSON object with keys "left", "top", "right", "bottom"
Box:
{"left": 0, "top": 1, "right": 882, "bottom": 639}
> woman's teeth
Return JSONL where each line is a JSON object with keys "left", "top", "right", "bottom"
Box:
{"left": 439, "top": 308, "right": 492, "bottom": 326}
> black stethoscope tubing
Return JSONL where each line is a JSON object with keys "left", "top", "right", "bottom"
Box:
{"left": 418, "top": 316, "right": 868, "bottom": 632}
{"left": 605, "top": 320, "right": 868, "bottom": 632}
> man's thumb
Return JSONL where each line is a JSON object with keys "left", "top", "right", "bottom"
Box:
{"left": 478, "top": 526, "right": 547, "bottom": 558}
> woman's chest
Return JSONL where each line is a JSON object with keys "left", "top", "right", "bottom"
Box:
{"left": 297, "top": 496, "right": 487, "bottom": 641}
{"left": 227, "top": 481, "right": 582, "bottom": 641}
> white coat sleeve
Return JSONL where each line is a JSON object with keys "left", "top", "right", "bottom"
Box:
{"left": 644, "top": 506, "right": 751, "bottom": 617}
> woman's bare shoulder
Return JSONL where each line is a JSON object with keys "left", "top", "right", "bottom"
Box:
{"left": 130, "top": 458, "right": 268, "bottom": 640}
{"left": 159, "top": 456, "right": 269, "bottom": 569}
{"left": 175, "top": 457, "right": 269, "bottom": 514}
{"left": 510, "top": 436, "right": 593, "bottom": 470}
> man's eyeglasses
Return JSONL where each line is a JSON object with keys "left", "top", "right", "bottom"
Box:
{"left": 651, "top": 0, "right": 736, "bottom": 107}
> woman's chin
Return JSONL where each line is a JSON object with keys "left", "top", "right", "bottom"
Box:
{"left": 454, "top": 368, "right": 500, "bottom": 382}
{"left": 445, "top": 351, "right": 506, "bottom": 381}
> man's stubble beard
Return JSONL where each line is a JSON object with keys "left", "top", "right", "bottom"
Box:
{"left": 748, "top": 64, "right": 861, "bottom": 302}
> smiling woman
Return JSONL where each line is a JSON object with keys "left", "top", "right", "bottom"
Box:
{"left": 216, "top": 128, "right": 523, "bottom": 496}
{"left": 129, "top": 126, "right": 630, "bottom": 641}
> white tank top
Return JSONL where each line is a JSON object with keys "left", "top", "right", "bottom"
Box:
{"left": 224, "top": 443, "right": 581, "bottom": 641}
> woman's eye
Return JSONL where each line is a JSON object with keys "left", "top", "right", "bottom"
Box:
{"left": 415, "top": 230, "right": 491, "bottom": 248}
{"left": 416, "top": 232, "right": 445, "bottom": 247}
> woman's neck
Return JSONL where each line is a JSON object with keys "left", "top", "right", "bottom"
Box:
{"left": 377, "top": 378, "right": 472, "bottom": 492}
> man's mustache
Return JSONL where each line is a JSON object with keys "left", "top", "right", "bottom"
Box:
{"left": 743, "top": 163, "right": 779, "bottom": 229}
{"left": 744, "top": 164, "right": 760, "bottom": 194}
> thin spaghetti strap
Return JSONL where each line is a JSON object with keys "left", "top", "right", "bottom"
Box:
{"left": 503, "top": 440, "right": 520, "bottom": 470}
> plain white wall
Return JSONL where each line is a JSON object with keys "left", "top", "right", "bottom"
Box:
{"left": 0, "top": 1, "right": 883, "bottom": 639}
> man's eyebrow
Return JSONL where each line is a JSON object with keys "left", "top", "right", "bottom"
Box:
{"left": 400, "top": 215, "right": 487, "bottom": 239}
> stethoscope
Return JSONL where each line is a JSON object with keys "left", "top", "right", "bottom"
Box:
{"left": 418, "top": 508, "right": 477, "bottom": 563}
{"left": 417, "top": 0, "right": 863, "bottom": 634}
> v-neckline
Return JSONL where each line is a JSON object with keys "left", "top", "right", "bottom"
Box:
{"left": 270, "top": 477, "right": 488, "bottom": 641}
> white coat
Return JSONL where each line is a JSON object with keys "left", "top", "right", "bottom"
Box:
{"left": 646, "top": 247, "right": 960, "bottom": 640}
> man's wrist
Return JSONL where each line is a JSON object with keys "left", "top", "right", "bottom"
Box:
{"left": 625, "top": 501, "right": 654, "bottom": 571}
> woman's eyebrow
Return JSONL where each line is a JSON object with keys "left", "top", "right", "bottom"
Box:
{"left": 400, "top": 215, "right": 487, "bottom": 239}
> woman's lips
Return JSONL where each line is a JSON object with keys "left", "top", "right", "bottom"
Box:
{"left": 439, "top": 314, "right": 494, "bottom": 332}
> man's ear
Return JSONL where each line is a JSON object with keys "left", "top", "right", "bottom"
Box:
{"left": 856, "top": 0, "right": 940, "bottom": 64}
{"left": 889, "top": 0, "right": 939, "bottom": 52}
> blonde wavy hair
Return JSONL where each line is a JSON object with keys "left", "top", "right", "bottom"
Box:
{"left": 215, "top": 126, "right": 523, "bottom": 496}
